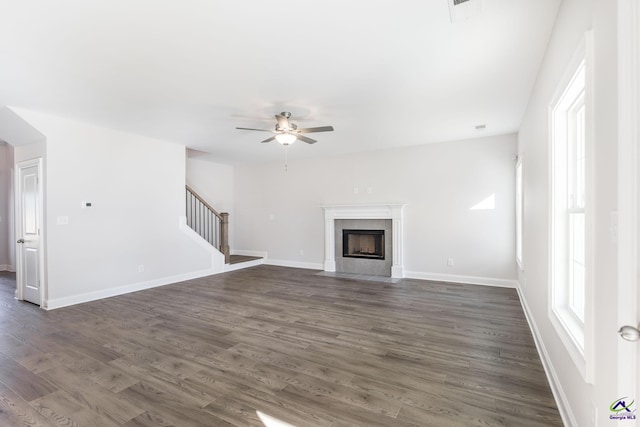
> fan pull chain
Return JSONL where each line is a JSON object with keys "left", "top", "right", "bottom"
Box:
{"left": 284, "top": 145, "right": 288, "bottom": 172}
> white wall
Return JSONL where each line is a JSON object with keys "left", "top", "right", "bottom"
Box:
{"left": 234, "top": 134, "right": 517, "bottom": 285}
{"left": 11, "top": 108, "right": 223, "bottom": 309}
{"left": 517, "top": 0, "right": 621, "bottom": 425}
{"left": 186, "top": 154, "right": 234, "bottom": 248}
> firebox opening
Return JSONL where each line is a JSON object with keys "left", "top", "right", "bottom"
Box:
{"left": 342, "top": 229, "right": 385, "bottom": 260}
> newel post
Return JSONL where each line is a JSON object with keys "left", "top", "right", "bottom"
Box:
{"left": 220, "top": 212, "right": 230, "bottom": 264}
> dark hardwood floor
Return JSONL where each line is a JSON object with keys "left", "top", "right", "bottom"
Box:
{"left": 0, "top": 267, "right": 562, "bottom": 426}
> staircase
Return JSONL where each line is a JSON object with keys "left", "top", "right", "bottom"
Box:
{"left": 185, "top": 185, "right": 230, "bottom": 264}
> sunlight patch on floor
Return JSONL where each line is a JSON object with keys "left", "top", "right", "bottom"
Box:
{"left": 257, "top": 410, "right": 297, "bottom": 427}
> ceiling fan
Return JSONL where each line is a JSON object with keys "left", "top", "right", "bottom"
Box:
{"left": 236, "top": 112, "right": 334, "bottom": 145}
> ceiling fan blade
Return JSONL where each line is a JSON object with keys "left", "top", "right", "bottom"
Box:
{"left": 297, "top": 126, "right": 334, "bottom": 133}
{"left": 236, "top": 127, "right": 274, "bottom": 132}
{"left": 296, "top": 135, "right": 317, "bottom": 144}
{"left": 261, "top": 136, "right": 276, "bottom": 143}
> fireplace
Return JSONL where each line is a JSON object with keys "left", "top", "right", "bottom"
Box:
{"left": 322, "top": 203, "right": 406, "bottom": 278}
{"left": 342, "top": 229, "right": 385, "bottom": 260}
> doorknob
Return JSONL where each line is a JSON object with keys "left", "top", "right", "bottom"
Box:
{"left": 618, "top": 325, "right": 640, "bottom": 342}
{"left": 17, "top": 239, "right": 25, "bottom": 244}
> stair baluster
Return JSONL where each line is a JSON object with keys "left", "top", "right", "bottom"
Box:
{"left": 185, "top": 185, "right": 230, "bottom": 264}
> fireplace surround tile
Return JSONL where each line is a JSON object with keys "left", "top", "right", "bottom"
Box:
{"left": 335, "top": 219, "right": 392, "bottom": 276}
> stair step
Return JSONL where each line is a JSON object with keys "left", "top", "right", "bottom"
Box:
{"left": 229, "top": 255, "right": 262, "bottom": 265}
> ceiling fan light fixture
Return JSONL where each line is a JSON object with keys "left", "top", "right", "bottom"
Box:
{"left": 275, "top": 133, "right": 297, "bottom": 145}
{"left": 236, "top": 112, "right": 332, "bottom": 146}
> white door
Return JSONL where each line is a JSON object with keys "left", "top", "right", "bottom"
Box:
{"left": 616, "top": 0, "right": 640, "bottom": 420}
{"left": 16, "top": 159, "right": 42, "bottom": 306}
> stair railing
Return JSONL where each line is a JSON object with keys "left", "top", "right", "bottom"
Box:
{"left": 185, "top": 185, "right": 230, "bottom": 264}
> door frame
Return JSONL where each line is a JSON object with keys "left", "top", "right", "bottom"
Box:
{"left": 617, "top": 0, "right": 639, "bottom": 402}
{"left": 15, "top": 157, "right": 45, "bottom": 307}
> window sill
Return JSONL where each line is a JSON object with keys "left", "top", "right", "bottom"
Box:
{"left": 549, "top": 305, "right": 592, "bottom": 383}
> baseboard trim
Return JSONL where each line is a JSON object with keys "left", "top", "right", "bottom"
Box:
{"left": 404, "top": 271, "right": 517, "bottom": 288}
{"left": 515, "top": 283, "right": 576, "bottom": 427}
{"left": 0, "top": 265, "right": 15, "bottom": 272}
{"left": 224, "top": 261, "right": 516, "bottom": 285}
{"left": 44, "top": 268, "right": 219, "bottom": 310}
{"left": 265, "top": 259, "right": 324, "bottom": 271}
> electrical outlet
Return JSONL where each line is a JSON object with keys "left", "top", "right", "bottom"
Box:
{"left": 138, "top": 264, "right": 144, "bottom": 273}
{"left": 447, "top": 258, "right": 454, "bottom": 267}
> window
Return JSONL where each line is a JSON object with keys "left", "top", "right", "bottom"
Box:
{"left": 567, "top": 96, "right": 586, "bottom": 321}
{"left": 515, "top": 159, "right": 523, "bottom": 269}
{"left": 549, "top": 34, "right": 593, "bottom": 382}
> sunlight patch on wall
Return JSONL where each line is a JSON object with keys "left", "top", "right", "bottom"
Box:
{"left": 470, "top": 193, "right": 495, "bottom": 210}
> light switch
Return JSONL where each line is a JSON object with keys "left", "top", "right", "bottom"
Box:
{"left": 57, "top": 216, "right": 69, "bottom": 225}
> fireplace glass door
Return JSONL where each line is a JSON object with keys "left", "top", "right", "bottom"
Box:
{"left": 342, "top": 229, "right": 385, "bottom": 260}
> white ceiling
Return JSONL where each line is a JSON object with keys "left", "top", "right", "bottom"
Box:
{"left": 0, "top": 0, "right": 560, "bottom": 164}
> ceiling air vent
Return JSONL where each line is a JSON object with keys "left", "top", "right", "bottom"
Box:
{"left": 447, "top": 0, "right": 482, "bottom": 23}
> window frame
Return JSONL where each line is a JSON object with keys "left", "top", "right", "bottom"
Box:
{"left": 548, "top": 32, "right": 594, "bottom": 383}
{"left": 515, "top": 158, "right": 523, "bottom": 270}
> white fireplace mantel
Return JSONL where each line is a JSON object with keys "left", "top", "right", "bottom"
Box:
{"left": 321, "top": 203, "right": 406, "bottom": 278}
